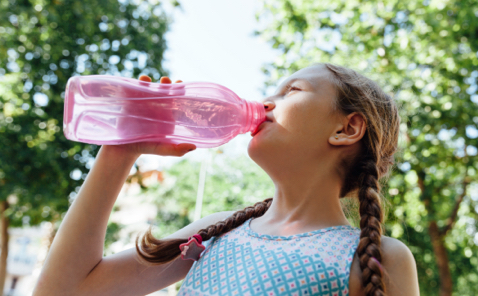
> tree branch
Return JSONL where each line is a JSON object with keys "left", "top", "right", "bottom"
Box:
{"left": 440, "top": 146, "right": 470, "bottom": 236}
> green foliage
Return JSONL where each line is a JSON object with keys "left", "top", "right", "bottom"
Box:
{"left": 104, "top": 221, "right": 122, "bottom": 256}
{"left": 256, "top": 0, "right": 478, "bottom": 294}
{"left": 0, "top": 0, "right": 171, "bottom": 228}
{"left": 142, "top": 152, "right": 274, "bottom": 238}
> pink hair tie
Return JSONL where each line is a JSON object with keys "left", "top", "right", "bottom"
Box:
{"left": 370, "top": 257, "right": 383, "bottom": 273}
{"left": 179, "top": 234, "right": 205, "bottom": 261}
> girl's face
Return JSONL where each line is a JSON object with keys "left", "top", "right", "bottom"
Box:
{"left": 248, "top": 64, "right": 343, "bottom": 176}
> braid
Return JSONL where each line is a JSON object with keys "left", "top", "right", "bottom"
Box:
{"left": 135, "top": 198, "right": 273, "bottom": 265}
{"left": 322, "top": 62, "right": 400, "bottom": 295}
{"left": 197, "top": 198, "right": 272, "bottom": 241}
{"left": 355, "top": 154, "right": 386, "bottom": 296}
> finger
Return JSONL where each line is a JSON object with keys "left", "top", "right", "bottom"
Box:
{"left": 160, "top": 76, "right": 172, "bottom": 84}
{"left": 152, "top": 143, "right": 196, "bottom": 157}
{"left": 173, "top": 143, "right": 196, "bottom": 156}
{"left": 176, "top": 143, "right": 196, "bottom": 153}
{"left": 139, "top": 75, "right": 152, "bottom": 82}
{"left": 175, "top": 80, "right": 183, "bottom": 83}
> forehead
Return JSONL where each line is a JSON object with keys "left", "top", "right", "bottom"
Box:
{"left": 277, "top": 64, "right": 334, "bottom": 92}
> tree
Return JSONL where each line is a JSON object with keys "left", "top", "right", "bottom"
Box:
{"left": 255, "top": 0, "right": 478, "bottom": 295}
{"left": 0, "top": 0, "right": 174, "bottom": 292}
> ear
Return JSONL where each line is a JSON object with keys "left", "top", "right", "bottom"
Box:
{"left": 329, "top": 112, "right": 366, "bottom": 146}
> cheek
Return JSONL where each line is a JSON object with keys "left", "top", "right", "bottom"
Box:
{"left": 277, "top": 103, "right": 301, "bottom": 128}
{"left": 280, "top": 102, "right": 320, "bottom": 133}
{"left": 279, "top": 103, "right": 334, "bottom": 149}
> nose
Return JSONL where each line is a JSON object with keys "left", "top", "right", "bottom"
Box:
{"left": 263, "top": 101, "right": 275, "bottom": 110}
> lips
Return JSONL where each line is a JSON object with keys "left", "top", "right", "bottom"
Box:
{"left": 251, "top": 120, "right": 272, "bottom": 136}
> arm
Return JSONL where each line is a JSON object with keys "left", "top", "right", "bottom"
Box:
{"left": 381, "top": 236, "right": 420, "bottom": 296}
{"left": 33, "top": 143, "right": 204, "bottom": 296}
{"left": 34, "top": 75, "right": 199, "bottom": 296}
{"left": 33, "top": 146, "right": 138, "bottom": 295}
{"left": 76, "top": 210, "right": 235, "bottom": 296}
{"left": 349, "top": 236, "right": 420, "bottom": 296}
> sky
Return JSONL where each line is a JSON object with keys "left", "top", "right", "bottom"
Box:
{"left": 163, "top": 0, "right": 279, "bottom": 101}
{"left": 135, "top": 0, "right": 281, "bottom": 172}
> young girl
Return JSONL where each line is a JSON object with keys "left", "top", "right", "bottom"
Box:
{"left": 34, "top": 63, "right": 419, "bottom": 296}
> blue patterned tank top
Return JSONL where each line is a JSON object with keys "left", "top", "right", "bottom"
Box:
{"left": 177, "top": 217, "right": 361, "bottom": 296}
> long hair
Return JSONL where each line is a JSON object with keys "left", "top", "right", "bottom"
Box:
{"left": 135, "top": 63, "right": 401, "bottom": 296}
{"left": 324, "top": 63, "right": 401, "bottom": 295}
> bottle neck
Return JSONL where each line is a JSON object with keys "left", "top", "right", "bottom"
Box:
{"left": 241, "top": 100, "right": 266, "bottom": 134}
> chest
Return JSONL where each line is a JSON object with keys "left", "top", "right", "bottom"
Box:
{"left": 178, "top": 228, "right": 360, "bottom": 296}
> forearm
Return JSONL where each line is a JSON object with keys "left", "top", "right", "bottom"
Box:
{"left": 35, "top": 146, "right": 139, "bottom": 294}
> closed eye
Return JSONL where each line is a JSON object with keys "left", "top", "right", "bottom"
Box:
{"left": 274, "top": 81, "right": 303, "bottom": 97}
{"left": 287, "top": 85, "right": 301, "bottom": 93}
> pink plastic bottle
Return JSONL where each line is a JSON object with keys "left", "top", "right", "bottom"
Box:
{"left": 63, "top": 75, "right": 266, "bottom": 148}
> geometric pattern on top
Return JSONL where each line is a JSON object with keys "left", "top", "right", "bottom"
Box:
{"left": 177, "top": 217, "right": 361, "bottom": 296}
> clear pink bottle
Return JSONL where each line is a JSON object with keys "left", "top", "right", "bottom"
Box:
{"left": 63, "top": 75, "right": 266, "bottom": 148}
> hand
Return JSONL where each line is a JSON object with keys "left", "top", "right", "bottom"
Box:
{"left": 102, "top": 75, "right": 196, "bottom": 158}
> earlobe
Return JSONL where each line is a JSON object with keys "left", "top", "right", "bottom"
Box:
{"left": 328, "top": 129, "right": 344, "bottom": 146}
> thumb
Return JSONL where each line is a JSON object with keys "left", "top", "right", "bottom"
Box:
{"left": 176, "top": 143, "right": 197, "bottom": 153}
{"left": 154, "top": 143, "right": 196, "bottom": 157}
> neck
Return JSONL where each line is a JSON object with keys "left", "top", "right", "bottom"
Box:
{"left": 259, "top": 159, "right": 351, "bottom": 230}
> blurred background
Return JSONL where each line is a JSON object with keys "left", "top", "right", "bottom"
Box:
{"left": 1, "top": 0, "right": 477, "bottom": 295}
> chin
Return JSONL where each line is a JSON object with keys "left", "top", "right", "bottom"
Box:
{"left": 247, "top": 135, "right": 266, "bottom": 163}
{"left": 247, "top": 135, "right": 281, "bottom": 168}
{"left": 247, "top": 137, "right": 260, "bottom": 160}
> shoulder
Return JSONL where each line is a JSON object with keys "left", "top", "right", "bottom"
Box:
{"left": 349, "top": 236, "right": 420, "bottom": 296}
{"left": 380, "top": 236, "right": 420, "bottom": 296}
{"left": 380, "top": 236, "right": 418, "bottom": 281}
{"left": 220, "top": 210, "right": 236, "bottom": 220}
{"left": 163, "top": 211, "right": 236, "bottom": 240}
{"left": 380, "top": 236, "right": 416, "bottom": 270}
{"left": 381, "top": 236, "right": 412, "bottom": 255}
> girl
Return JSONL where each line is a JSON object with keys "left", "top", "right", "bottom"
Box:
{"left": 34, "top": 63, "right": 419, "bottom": 296}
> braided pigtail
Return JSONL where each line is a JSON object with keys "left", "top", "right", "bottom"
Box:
{"left": 322, "top": 62, "right": 400, "bottom": 295}
{"left": 135, "top": 198, "right": 273, "bottom": 265}
{"left": 355, "top": 154, "right": 387, "bottom": 296}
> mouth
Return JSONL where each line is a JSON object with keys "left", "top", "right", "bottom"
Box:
{"left": 251, "top": 120, "right": 272, "bottom": 136}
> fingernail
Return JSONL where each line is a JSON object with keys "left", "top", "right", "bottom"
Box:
{"left": 160, "top": 77, "right": 172, "bottom": 83}
{"left": 139, "top": 75, "right": 152, "bottom": 82}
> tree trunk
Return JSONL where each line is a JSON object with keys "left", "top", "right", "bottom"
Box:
{"left": 0, "top": 200, "right": 9, "bottom": 296}
{"left": 429, "top": 220, "right": 453, "bottom": 296}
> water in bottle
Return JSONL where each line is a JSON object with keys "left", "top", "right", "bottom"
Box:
{"left": 63, "top": 75, "right": 266, "bottom": 148}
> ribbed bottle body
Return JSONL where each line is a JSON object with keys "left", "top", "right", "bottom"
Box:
{"left": 63, "top": 75, "right": 265, "bottom": 148}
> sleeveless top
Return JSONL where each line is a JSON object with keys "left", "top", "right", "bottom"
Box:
{"left": 177, "top": 217, "right": 361, "bottom": 296}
